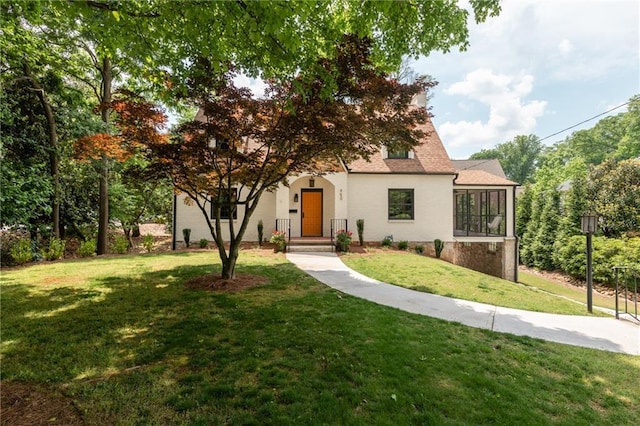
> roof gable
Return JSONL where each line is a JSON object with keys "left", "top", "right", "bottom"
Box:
{"left": 347, "top": 118, "right": 455, "bottom": 174}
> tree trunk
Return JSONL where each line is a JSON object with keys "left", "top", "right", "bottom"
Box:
{"left": 24, "top": 64, "right": 60, "bottom": 238}
{"left": 97, "top": 56, "right": 112, "bottom": 255}
{"left": 221, "top": 248, "right": 239, "bottom": 279}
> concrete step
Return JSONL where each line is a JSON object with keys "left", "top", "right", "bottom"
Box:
{"left": 288, "top": 245, "right": 335, "bottom": 253}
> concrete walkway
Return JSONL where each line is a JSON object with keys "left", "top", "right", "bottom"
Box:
{"left": 286, "top": 252, "right": 640, "bottom": 355}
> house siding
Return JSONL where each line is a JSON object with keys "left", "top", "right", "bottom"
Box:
{"left": 347, "top": 174, "right": 454, "bottom": 242}
{"left": 174, "top": 190, "right": 277, "bottom": 245}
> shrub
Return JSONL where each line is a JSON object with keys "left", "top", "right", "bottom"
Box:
{"left": 434, "top": 239, "right": 445, "bottom": 258}
{"left": 199, "top": 238, "right": 208, "bottom": 249}
{"left": 270, "top": 230, "right": 287, "bottom": 253}
{"left": 10, "top": 238, "right": 33, "bottom": 265}
{"left": 43, "top": 237, "right": 66, "bottom": 261}
{"left": 257, "top": 220, "right": 264, "bottom": 246}
{"left": 356, "top": 219, "right": 364, "bottom": 246}
{"left": 110, "top": 235, "right": 129, "bottom": 254}
{"left": 142, "top": 235, "right": 155, "bottom": 252}
{"left": 336, "top": 229, "right": 353, "bottom": 252}
{"left": 397, "top": 240, "right": 408, "bottom": 250}
{"left": 78, "top": 239, "right": 97, "bottom": 257}
{"left": 182, "top": 228, "right": 191, "bottom": 248}
{"left": 414, "top": 244, "right": 424, "bottom": 255}
{"left": 381, "top": 235, "right": 393, "bottom": 248}
{"left": 555, "top": 235, "right": 640, "bottom": 286}
{"left": 1, "top": 227, "right": 30, "bottom": 266}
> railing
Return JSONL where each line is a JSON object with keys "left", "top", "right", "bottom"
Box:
{"left": 613, "top": 266, "right": 639, "bottom": 321}
{"left": 275, "top": 219, "right": 291, "bottom": 251}
{"left": 330, "top": 219, "right": 348, "bottom": 246}
{"left": 453, "top": 213, "right": 505, "bottom": 237}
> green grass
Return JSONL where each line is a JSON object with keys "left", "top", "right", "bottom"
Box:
{"left": 519, "top": 271, "right": 623, "bottom": 312}
{"left": 2, "top": 250, "right": 638, "bottom": 424}
{"left": 341, "top": 250, "right": 605, "bottom": 315}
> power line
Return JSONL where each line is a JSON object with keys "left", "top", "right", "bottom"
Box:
{"left": 539, "top": 101, "right": 630, "bottom": 143}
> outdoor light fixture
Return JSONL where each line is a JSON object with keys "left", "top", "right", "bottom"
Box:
{"left": 293, "top": 193, "right": 299, "bottom": 203}
{"left": 581, "top": 213, "right": 598, "bottom": 234}
{"left": 309, "top": 176, "right": 315, "bottom": 187}
{"left": 581, "top": 212, "right": 598, "bottom": 313}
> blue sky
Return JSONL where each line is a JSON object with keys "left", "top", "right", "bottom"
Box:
{"left": 415, "top": 0, "right": 639, "bottom": 159}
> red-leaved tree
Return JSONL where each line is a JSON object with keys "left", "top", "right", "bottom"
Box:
{"left": 75, "top": 91, "right": 168, "bottom": 250}
{"left": 148, "top": 36, "right": 435, "bottom": 279}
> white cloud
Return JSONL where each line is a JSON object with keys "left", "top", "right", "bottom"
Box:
{"left": 438, "top": 69, "right": 546, "bottom": 148}
{"left": 234, "top": 74, "right": 268, "bottom": 98}
{"left": 557, "top": 39, "right": 573, "bottom": 55}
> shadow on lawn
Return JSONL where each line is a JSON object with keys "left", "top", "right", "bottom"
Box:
{"left": 0, "top": 261, "right": 312, "bottom": 384}
{"left": 2, "top": 257, "right": 638, "bottom": 424}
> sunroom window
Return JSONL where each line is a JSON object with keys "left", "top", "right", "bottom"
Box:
{"left": 454, "top": 189, "right": 506, "bottom": 236}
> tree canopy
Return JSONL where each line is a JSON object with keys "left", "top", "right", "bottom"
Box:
{"left": 44, "top": 0, "right": 499, "bottom": 96}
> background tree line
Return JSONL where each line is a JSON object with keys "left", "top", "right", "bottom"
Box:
{"left": 470, "top": 95, "right": 640, "bottom": 285}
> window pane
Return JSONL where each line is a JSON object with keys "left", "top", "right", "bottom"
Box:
{"left": 211, "top": 188, "right": 237, "bottom": 220}
{"left": 388, "top": 150, "right": 409, "bottom": 159}
{"left": 388, "top": 189, "right": 414, "bottom": 220}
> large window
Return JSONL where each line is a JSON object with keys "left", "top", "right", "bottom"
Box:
{"left": 388, "top": 189, "right": 414, "bottom": 220}
{"left": 211, "top": 188, "right": 237, "bottom": 220}
{"left": 454, "top": 189, "right": 506, "bottom": 236}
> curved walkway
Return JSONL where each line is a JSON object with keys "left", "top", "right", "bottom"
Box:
{"left": 286, "top": 252, "right": 640, "bottom": 355}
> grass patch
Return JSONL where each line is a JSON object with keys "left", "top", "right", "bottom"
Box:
{"left": 341, "top": 250, "right": 605, "bottom": 315}
{"left": 1, "top": 250, "right": 638, "bottom": 424}
{"left": 519, "top": 271, "right": 622, "bottom": 311}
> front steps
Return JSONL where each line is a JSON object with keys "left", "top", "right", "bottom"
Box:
{"left": 287, "top": 238, "right": 335, "bottom": 253}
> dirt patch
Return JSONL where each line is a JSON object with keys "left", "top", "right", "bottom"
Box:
{"left": 184, "top": 273, "right": 269, "bottom": 292}
{"left": 0, "top": 382, "right": 82, "bottom": 426}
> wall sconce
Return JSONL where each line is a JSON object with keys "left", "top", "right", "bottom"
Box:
{"left": 293, "top": 193, "right": 299, "bottom": 203}
{"left": 309, "top": 176, "right": 315, "bottom": 187}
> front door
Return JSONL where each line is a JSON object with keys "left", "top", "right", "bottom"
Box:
{"left": 301, "top": 189, "right": 323, "bottom": 236}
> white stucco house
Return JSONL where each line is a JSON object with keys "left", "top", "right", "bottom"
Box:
{"left": 172, "top": 103, "right": 519, "bottom": 281}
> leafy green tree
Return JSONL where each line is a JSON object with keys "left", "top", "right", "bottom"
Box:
{"left": 615, "top": 94, "right": 640, "bottom": 160}
{"left": 470, "top": 134, "right": 543, "bottom": 184}
{"left": 56, "top": 0, "right": 500, "bottom": 98}
{"left": 587, "top": 159, "right": 640, "bottom": 237}
{"left": 516, "top": 184, "right": 533, "bottom": 239}
{"left": 531, "top": 189, "right": 561, "bottom": 270}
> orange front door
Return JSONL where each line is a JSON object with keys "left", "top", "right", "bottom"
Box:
{"left": 301, "top": 190, "right": 323, "bottom": 236}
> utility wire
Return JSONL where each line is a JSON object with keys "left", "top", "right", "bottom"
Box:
{"left": 538, "top": 101, "right": 630, "bottom": 143}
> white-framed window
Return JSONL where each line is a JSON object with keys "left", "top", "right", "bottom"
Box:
{"left": 382, "top": 146, "right": 414, "bottom": 159}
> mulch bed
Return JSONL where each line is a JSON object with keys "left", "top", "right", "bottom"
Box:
{"left": 0, "top": 382, "right": 83, "bottom": 426}
{"left": 184, "top": 272, "right": 269, "bottom": 292}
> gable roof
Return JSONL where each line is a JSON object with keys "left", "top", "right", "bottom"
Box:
{"left": 451, "top": 159, "right": 507, "bottom": 178}
{"left": 451, "top": 159, "right": 518, "bottom": 186}
{"left": 347, "top": 118, "right": 456, "bottom": 174}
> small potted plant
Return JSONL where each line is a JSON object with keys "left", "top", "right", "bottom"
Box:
{"left": 335, "top": 229, "right": 353, "bottom": 252}
{"left": 270, "top": 230, "right": 287, "bottom": 253}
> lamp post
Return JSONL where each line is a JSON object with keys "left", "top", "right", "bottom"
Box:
{"left": 581, "top": 213, "right": 598, "bottom": 313}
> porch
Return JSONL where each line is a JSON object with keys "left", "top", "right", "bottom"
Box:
{"left": 275, "top": 218, "right": 348, "bottom": 251}
{"left": 274, "top": 173, "right": 349, "bottom": 239}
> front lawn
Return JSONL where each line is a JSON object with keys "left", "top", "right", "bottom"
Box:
{"left": 341, "top": 250, "right": 604, "bottom": 315}
{"left": 1, "top": 250, "right": 638, "bottom": 424}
